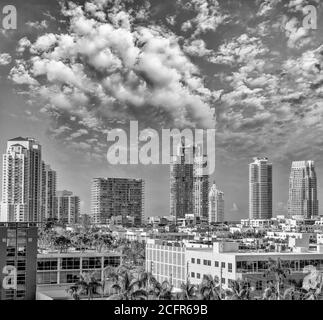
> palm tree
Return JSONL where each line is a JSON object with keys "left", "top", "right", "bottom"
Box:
{"left": 66, "top": 284, "right": 81, "bottom": 300}
{"left": 302, "top": 265, "right": 323, "bottom": 300}
{"left": 263, "top": 258, "right": 291, "bottom": 300}
{"left": 179, "top": 280, "right": 197, "bottom": 300}
{"left": 224, "top": 280, "right": 252, "bottom": 300}
{"left": 198, "top": 275, "right": 221, "bottom": 300}
{"left": 106, "top": 267, "right": 148, "bottom": 300}
{"left": 78, "top": 272, "right": 102, "bottom": 300}
{"left": 158, "top": 280, "right": 174, "bottom": 300}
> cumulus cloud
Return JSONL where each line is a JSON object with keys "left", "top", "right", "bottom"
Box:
{"left": 26, "top": 20, "right": 49, "bottom": 30}
{"left": 0, "top": 53, "right": 12, "bottom": 65}
{"left": 180, "top": 0, "right": 229, "bottom": 37}
{"left": 6, "top": 0, "right": 323, "bottom": 164}
{"left": 10, "top": 0, "right": 216, "bottom": 132}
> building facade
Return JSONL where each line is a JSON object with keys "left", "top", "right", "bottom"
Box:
{"left": 1, "top": 137, "right": 42, "bottom": 222}
{"left": 170, "top": 143, "right": 194, "bottom": 220}
{"left": 170, "top": 142, "right": 209, "bottom": 222}
{"left": 193, "top": 148, "right": 209, "bottom": 220}
{"left": 249, "top": 157, "right": 272, "bottom": 220}
{"left": 56, "top": 191, "right": 80, "bottom": 225}
{"left": 146, "top": 239, "right": 186, "bottom": 289}
{"left": 0, "top": 222, "right": 38, "bottom": 300}
{"left": 288, "top": 161, "right": 318, "bottom": 219}
{"left": 91, "top": 178, "right": 144, "bottom": 226}
{"left": 186, "top": 242, "right": 323, "bottom": 295}
{"left": 41, "top": 163, "right": 57, "bottom": 222}
{"left": 208, "top": 183, "right": 224, "bottom": 223}
{"left": 37, "top": 251, "right": 122, "bottom": 287}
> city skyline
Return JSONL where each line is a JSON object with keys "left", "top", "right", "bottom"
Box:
{"left": 1, "top": 135, "right": 321, "bottom": 222}
{"left": 1, "top": 0, "right": 323, "bottom": 220}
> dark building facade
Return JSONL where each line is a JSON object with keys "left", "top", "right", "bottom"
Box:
{"left": 91, "top": 178, "right": 144, "bottom": 226}
{"left": 0, "top": 222, "right": 38, "bottom": 300}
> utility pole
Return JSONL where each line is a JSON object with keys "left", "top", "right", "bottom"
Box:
{"left": 220, "top": 266, "right": 223, "bottom": 299}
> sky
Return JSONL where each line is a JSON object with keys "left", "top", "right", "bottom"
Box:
{"left": 0, "top": 0, "right": 323, "bottom": 220}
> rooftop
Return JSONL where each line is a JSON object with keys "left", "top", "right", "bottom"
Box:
{"left": 37, "top": 250, "right": 122, "bottom": 258}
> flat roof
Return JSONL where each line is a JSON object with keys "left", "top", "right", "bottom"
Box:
{"left": 186, "top": 247, "right": 323, "bottom": 257}
{"left": 37, "top": 251, "right": 122, "bottom": 258}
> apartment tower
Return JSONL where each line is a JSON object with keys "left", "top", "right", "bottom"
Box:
{"left": 288, "top": 161, "right": 318, "bottom": 219}
{"left": 41, "top": 162, "right": 57, "bottom": 222}
{"left": 1, "top": 137, "right": 42, "bottom": 222}
{"left": 170, "top": 141, "right": 209, "bottom": 222}
{"left": 249, "top": 157, "right": 272, "bottom": 219}
{"left": 55, "top": 191, "right": 80, "bottom": 225}
{"left": 91, "top": 178, "right": 144, "bottom": 226}
{"left": 208, "top": 183, "right": 224, "bottom": 223}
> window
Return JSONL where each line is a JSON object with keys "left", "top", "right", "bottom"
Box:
{"left": 228, "top": 263, "right": 232, "bottom": 273}
{"left": 221, "top": 262, "right": 225, "bottom": 269}
{"left": 215, "top": 261, "right": 219, "bottom": 267}
{"left": 191, "top": 258, "right": 195, "bottom": 264}
{"left": 221, "top": 278, "right": 225, "bottom": 284}
{"left": 104, "top": 256, "right": 120, "bottom": 267}
{"left": 37, "top": 259, "right": 58, "bottom": 271}
{"left": 60, "top": 271, "right": 80, "bottom": 284}
{"left": 37, "top": 272, "right": 58, "bottom": 284}
{"left": 208, "top": 260, "right": 211, "bottom": 266}
{"left": 61, "top": 258, "right": 80, "bottom": 270}
{"left": 203, "top": 260, "right": 208, "bottom": 266}
{"left": 256, "top": 281, "right": 262, "bottom": 291}
{"left": 197, "top": 273, "right": 201, "bottom": 279}
{"left": 197, "top": 259, "right": 201, "bottom": 265}
{"left": 191, "top": 272, "right": 195, "bottom": 278}
{"left": 82, "top": 257, "right": 101, "bottom": 269}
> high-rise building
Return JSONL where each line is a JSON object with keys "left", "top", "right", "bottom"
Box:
{"left": 55, "top": 191, "right": 80, "bottom": 225}
{"left": 0, "top": 222, "right": 38, "bottom": 300}
{"left": 170, "top": 142, "right": 209, "bottom": 221}
{"left": 1, "top": 137, "right": 42, "bottom": 222}
{"left": 288, "top": 161, "right": 318, "bottom": 219}
{"left": 193, "top": 146, "right": 209, "bottom": 220}
{"left": 249, "top": 157, "right": 272, "bottom": 219}
{"left": 208, "top": 183, "right": 224, "bottom": 223}
{"left": 41, "top": 162, "right": 57, "bottom": 222}
{"left": 170, "top": 143, "right": 194, "bottom": 220}
{"left": 91, "top": 178, "right": 144, "bottom": 226}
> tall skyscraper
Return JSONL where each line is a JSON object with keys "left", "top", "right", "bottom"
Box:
{"left": 41, "top": 162, "right": 57, "bottom": 222}
{"left": 170, "top": 142, "right": 194, "bottom": 220}
{"left": 193, "top": 146, "right": 209, "bottom": 220}
{"left": 91, "top": 178, "right": 144, "bottom": 226}
{"left": 56, "top": 190, "right": 80, "bottom": 225}
{"left": 170, "top": 142, "right": 209, "bottom": 221}
{"left": 249, "top": 157, "right": 272, "bottom": 219}
{"left": 1, "top": 137, "right": 42, "bottom": 222}
{"left": 208, "top": 183, "right": 224, "bottom": 223}
{"left": 0, "top": 222, "right": 38, "bottom": 300}
{"left": 288, "top": 161, "right": 318, "bottom": 219}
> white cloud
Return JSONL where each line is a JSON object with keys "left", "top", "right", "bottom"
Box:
{"left": 0, "top": 53, "right": 12, "bottom": 65}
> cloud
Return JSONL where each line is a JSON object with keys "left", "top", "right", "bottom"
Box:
{"left": 17, "top": 37, "right": 31, "bottom": 54}
{"left": 10, "top": 0, "right": 216, "bottom": 134}
{"left": 180, "top": 0, "right": 229, "bottom": 37}
{"left": 0, "top": 53, "right": 12, "bottom": 65}
{"left": 210, "top": 34, "right": 269, "bottom": 66}
{"left": 26, "top": 20, "right": 49, "bottom": 30}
